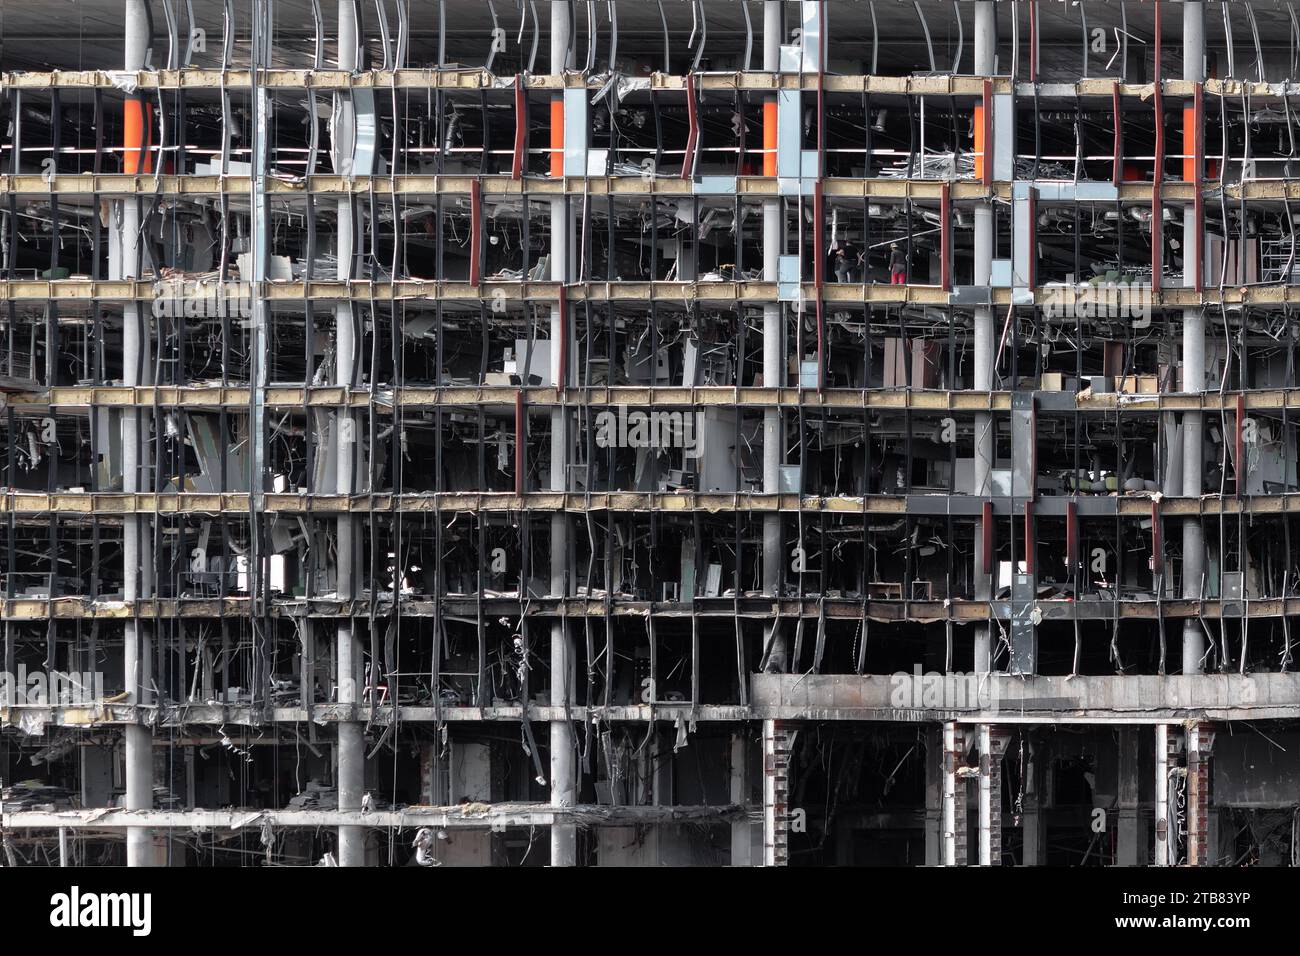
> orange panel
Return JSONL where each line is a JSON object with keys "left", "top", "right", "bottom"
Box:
{"left": 123, "top": 98, "right": 153, "bottom": 174}
{"left": 762, "top": 98, "right": 777, "bottom": 177}
{"left": 1182, "top": 105, "right": 1196, "bottom": 183}
{"left": 973, "top": 104, "right": 985, "bottom": 183}
{"left": 549, "top": 96, "right": 564, "bottom": 178}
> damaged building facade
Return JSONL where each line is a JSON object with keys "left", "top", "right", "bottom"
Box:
{"left": 1, "top": 0, "right": 1299, "bottom": 867}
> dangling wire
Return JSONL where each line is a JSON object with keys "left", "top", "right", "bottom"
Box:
{"left": 913, "top": 1, "right": 936, "bottom": 73}
{"left": 951, "top": 1, "right": 963, "bottom": 75}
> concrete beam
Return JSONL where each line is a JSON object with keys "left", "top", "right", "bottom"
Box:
{"left": 750, "top": 673, "right": 1300, "bottom": 722}
{"left": 1, "top": 804, "right": 744, "bottom": 831}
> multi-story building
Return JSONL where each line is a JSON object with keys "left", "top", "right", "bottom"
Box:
{"left": 0, "top": 0, "right": 1296, "bottom": 867}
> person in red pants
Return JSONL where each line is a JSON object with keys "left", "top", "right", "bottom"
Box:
{"left": 889, "top": 242, "right": 907, "bottom": 285}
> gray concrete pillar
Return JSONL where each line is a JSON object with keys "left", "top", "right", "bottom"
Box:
{"left": 122, "top": 0, "right": 155, "bottom": 868}
{"left": 1021, "top": 734, "right": 1046, "bottom": 866}
{"left": 1115, "top": 726, "right": 1142, "bottom": 865}
{"left": 1181, "top": 1, "right": 1207, "bottom": 676}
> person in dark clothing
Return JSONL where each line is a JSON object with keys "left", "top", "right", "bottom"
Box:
{"left": 831, "top": 239, "right": 860, "bottom": 283}
{"left": 889, "top": 242, "right": 907, "bottom": 284}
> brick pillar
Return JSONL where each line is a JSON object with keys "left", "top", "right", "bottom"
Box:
{"left": 730, "top": 733, "right": 753, "bottom": 866}
{"left": 762, "top": 719, "right": 793, "bottom": 867}
{"left": 989, "top": 735, "right": 1006, "bottom": 865}
{"left": 979, "top": 725, "right": 1010, "bottom": 865}
{"left": 954, "top": 783, "right": 969, "bottom": 865}
{"left": 1186, "top": 722, "right": 1215, "bottom": 866}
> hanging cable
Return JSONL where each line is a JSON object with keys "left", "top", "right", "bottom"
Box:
{"left": 913, "top": 2, "right": 935, "bottom": 73}
{"left": 656, "top": 0, "right": 669, "bottom": 74}
{"left": 527, "top": 0, "right": 539, "bottom": 72}
{"left": 485, "top": 0, "right": 501, "bottom": 72}
{"left": 160, "top": 0, "right": 177, "bottom": 69}
{"left": 1244, "top": 2, "right": 1264, "bottom": 83}
{"left": 869, "top": 1, "right": 878, "bottom": 75}
{"left": 1223, "top": 2, "right": 1236, "bottom": 79}
{"left": 607, "top": 0, "right": 617, "bottom": 71}
{"left": 951, "top": 1, "right": 963, "bottom": 75}
{"left": 395, "top": 0, "right": 408, "bottom": 67}
{"left": 1079, "top": 0, "right": 1088, "bottom": 78}
{"left": 742, "top": 0, "right": 752, "bottom": 72}
{"left": 692, "top": 0, "right": 707, "bottom": 74}
{"left": 182, "top": 0, "right": 197, "bottom": 64}
{"left": 1118, "top": 0, "right": 1127, "bottom": 81}
{"left": 375, "top": 0, "right": 392, "bottom": 71}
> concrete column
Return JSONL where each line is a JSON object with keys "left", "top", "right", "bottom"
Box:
{"left": 333, "top": 0, "right": 365, "bottom": 867}
{"left": 443, "top": 740, "right": 496, "bottom": 865}
{"left": 549, "top": 1, "right": 578, "bottom": 867}
{"left": 972, "top": 1, "right": 996, "bottom": 673}
{"left": 248, "top": 4, "right": 272, "bottom": 735}
{"left": 1183, "top": 4, "right": 1205, "bottom": 88}
{"left": 548, "top": 554, "right": 577, "bottom": 868}
{"left": 1181, "top": 1, "right": 1207, "bottom": 675}
{"left": 973, "top": 1, "right": 997, "bottom": 74}
{"left": 1021, "top": 734, "right": 1046, "bottom": 865}
{"left": 760, "top": 1, "right": 786, "bottom": 673}
{"left": 730, "top": 733, "right": 752, "bottom": 865}
{"left": 924, "top": 726, "right": 942, "bottom": 865}
{"left": 1154, "top": 723, "right": 1170, "bottom": 866}
{"left": 121, "top": 0, "right": 154, "bottom": 868}
{"left": 1115, "top": 726, "right": 1141, "bottom": 865}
